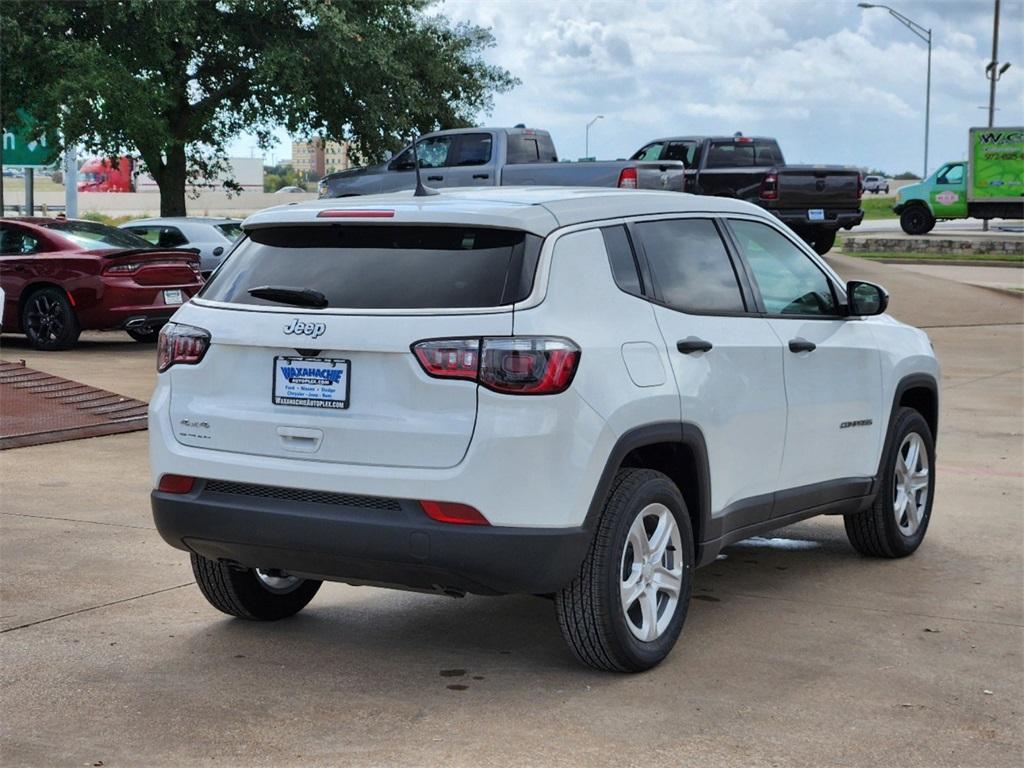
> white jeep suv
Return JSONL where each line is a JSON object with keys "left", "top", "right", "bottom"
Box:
{"left": 150, "top": 188, "right": 939, "bottom": 671}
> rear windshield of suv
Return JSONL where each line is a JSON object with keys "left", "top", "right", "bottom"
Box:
{"left": 200, "top": 225, "right": 542, "bottom": 309}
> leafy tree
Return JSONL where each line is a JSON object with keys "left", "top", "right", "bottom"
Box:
{"left": 893, "top": 171, "right": 922, "bottom": 180}
{"left": 0, "top": 0, "right": 516, "bottom": 215}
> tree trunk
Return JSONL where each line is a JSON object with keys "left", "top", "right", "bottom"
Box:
{"left": 159, "top": 143, "right": 188, "bottom": 216}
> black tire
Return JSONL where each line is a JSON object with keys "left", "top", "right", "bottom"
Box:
{"left": 127, "top": 325, "right": 163, "bottom": 343}
{"left": 811, "top": 229, "right": 837, "bottom": 255}
{"left": 845, "top": 407, "right": 935, "bottom": 558}
{"left": 555, "top": 468, "right": 694, "bottom": 672}
{"left": 190, "top": 554, "right": 321, "bottom": 620}
{"left": 21, "top": 286, "right": 81, "bottom": 350}
{"left": 900, "top": 205, "right": 935, "bottom": 235}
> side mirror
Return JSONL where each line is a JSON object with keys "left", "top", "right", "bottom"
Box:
{"left": 847, "top": 280, "right": 888, "bottom": 316}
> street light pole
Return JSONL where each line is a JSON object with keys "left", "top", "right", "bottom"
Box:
{"left": 585, "top": 115, "right": 604, "bottom": 160}
{"left": 858, "top": 3, "right": 932, "bottom": 178}
{"left": 983, "top": 0, "right": 1010, "bottom": 230}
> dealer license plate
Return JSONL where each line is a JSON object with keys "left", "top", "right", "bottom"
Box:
{"left": 163, "top": 289, "right": 184, "bottom": 305}
{"left": 808, "top": 209, "right": 825, "bottom": 222}
{"left": 273, "top": 356, "right": 350, "bottom": 409}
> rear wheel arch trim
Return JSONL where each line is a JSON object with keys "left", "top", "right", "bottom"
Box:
{"left": 584, "top": 421, "right": 711, "bottom": 547}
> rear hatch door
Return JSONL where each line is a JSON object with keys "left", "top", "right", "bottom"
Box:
{"left": 167, "top": 222, "right": 542, "bottom": 469}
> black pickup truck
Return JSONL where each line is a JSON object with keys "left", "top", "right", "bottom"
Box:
{"left": 630, "top": 134, "right": 863, "bottom": 254}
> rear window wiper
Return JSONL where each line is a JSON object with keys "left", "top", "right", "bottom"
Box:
{"left": 247, "top": 286, "right": 328, "bottom": 309}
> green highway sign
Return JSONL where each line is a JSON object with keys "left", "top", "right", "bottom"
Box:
{"left": 2, "top": 111, "right": 59, "bottom": 167}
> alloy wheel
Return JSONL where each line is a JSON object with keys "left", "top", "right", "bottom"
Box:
{"left": 25, "top": 293, "right": 66, "bottom": 344}
{"left": 893, "top": 432, "right": 929, "bottom": 536}
{"left": 620, "top": 503, "right": 683, "bottom": 642}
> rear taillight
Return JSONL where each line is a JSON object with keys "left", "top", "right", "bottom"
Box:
{"left": 157, "top": 322, "right": 210, "bottom": 372}
{"left": 617, "top": 167, "right": 638, "bottom": 189}
{"left": 412, "top": 338, "right": 480, "bottom": 380}
{"left": 857, "top": 173, "right": 864, "bottom": 199}
{"left": 157, "top": 474, "right": 195, "bottom": 493}
{"left": 104, "top": 262, "right": 143, "bottom": 274}
{"left": 419, "top": 500, "right": 489, "bottom": 525}
{"left": 760, "top": 172, "right": 778, "bottom": 201}
{"left": 411, "top": 336, "right": 580, "bottom": 395}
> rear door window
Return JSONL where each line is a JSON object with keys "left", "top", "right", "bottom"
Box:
{"left": 506, "top": 132, "right": 558, "bottom": 164}
{"left": 0, "top": 225, "right": 41, "bottom": 255}
{"left": 451, "top": 134, "right": 493, "bottom": 166}
{"left": 633, "top": 218, "right": 746, "bottom": 313}
{"left": 200, "top": 225, "right": 542, "bottom": 309}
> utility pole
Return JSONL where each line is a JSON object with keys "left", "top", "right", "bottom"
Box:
{"left": 987, "top": 0, "right": 1001, "bottom": 129}
{"left": 983, "top": 0, "right": 1008, "bottom": 231}
{"left": 64, "top": 146, "right": 78, "bottom": 218}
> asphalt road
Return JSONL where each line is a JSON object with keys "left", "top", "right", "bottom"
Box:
{"left": 852, "top": 218, "right": 1024, "bottom": 235}
{"left": 1, "top": 256, "right": 1021, "bottom": 767}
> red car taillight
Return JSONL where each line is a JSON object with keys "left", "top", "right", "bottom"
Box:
{"left": 157, "top": 322, "right": 210, "bottom": 372}
{"left": 617, "top": 167, "right": 638, "bottom": 189}
{"left": 103, "top": 262, "right": 143, "bottom": 274}
{"left": 760, "top": 172, "right": 779, "bottom": 201}
{"left": 412, "top": 337, "right": 581, "bottom": 395}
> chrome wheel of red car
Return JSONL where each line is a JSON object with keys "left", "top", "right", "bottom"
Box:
{"left": 22, "top": 287, "right": 81, "bottom": 351}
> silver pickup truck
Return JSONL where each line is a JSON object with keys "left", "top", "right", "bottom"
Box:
{"left": 318, "top": 127, "right": 685, "bottom": 197}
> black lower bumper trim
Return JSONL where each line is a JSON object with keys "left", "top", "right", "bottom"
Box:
{"left": 152, "top": 482, "right": 591, "bottom": 596}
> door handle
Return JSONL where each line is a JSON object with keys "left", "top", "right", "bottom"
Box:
{"left": 676, "top": 337, "right": 713, "bottom": 354}
{"left": 427, "top": 175, "right": 443, "bottom": 181}
{"left": 473, "top": 173, "right": 490, "bottom": 179}
{"left": 788, "top": 338, "right": 817, "bottom": 353}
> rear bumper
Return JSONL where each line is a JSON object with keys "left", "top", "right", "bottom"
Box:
{"left": 773, "top": 209, "right": 864, "bottom": 230}
{"left": 75, "top": 283, "right": 199, "bottom": 330}
{"left": 152, "top": 481, "right": 591, "bottom": 595}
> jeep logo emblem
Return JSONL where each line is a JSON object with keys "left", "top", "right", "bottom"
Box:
{"left": 283, "top": 319, "right": 326, "bottom": 339}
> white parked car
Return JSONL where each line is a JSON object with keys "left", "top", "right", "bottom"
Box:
{"left": 863, "top": 175, "right": 890, "bottom": 194}
{"left": 149, "top": 188, "right": 939, "bottom": 671}
{"left": 120, "top": 217, "right": 242, "bottom": 276}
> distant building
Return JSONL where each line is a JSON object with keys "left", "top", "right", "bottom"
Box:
{"left": 291, "top": 139, "right": 351, "bottom": 177}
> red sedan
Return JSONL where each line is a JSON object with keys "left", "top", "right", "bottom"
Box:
{"left": 0, "top": 217, "right": 204, "bottom": 350}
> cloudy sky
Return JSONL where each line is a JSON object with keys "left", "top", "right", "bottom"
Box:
{"left": 239, "top": 0, "right": 1024, "bottom": 177}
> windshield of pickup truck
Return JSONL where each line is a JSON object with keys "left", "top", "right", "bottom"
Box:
{"left": 201, "top": 225, "right": 542, "bottom": 309}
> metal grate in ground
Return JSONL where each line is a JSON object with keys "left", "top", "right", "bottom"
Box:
{"left": 0, "top": 359, "right": 148, "bottom": 450}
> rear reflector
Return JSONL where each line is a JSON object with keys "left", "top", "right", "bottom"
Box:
{"left": 617, "top": 167, "right": 638, "bottom": 189}
{"left": 157, "top": 474, "right": 195, "bottom": 494}
{"left": 317, "top": 210, "right": 395, "bottom": 218}
{"left": 420, "top": 500, "right": 490, "bottom": 526}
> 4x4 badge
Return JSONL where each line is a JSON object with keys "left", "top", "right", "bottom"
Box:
{"left": 283, "top": 319, "right": 326, "bottom": 339}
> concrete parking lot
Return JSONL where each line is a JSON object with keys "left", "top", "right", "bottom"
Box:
{"left": 1, "top": 255, "right": 1021, "bottom": 767}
